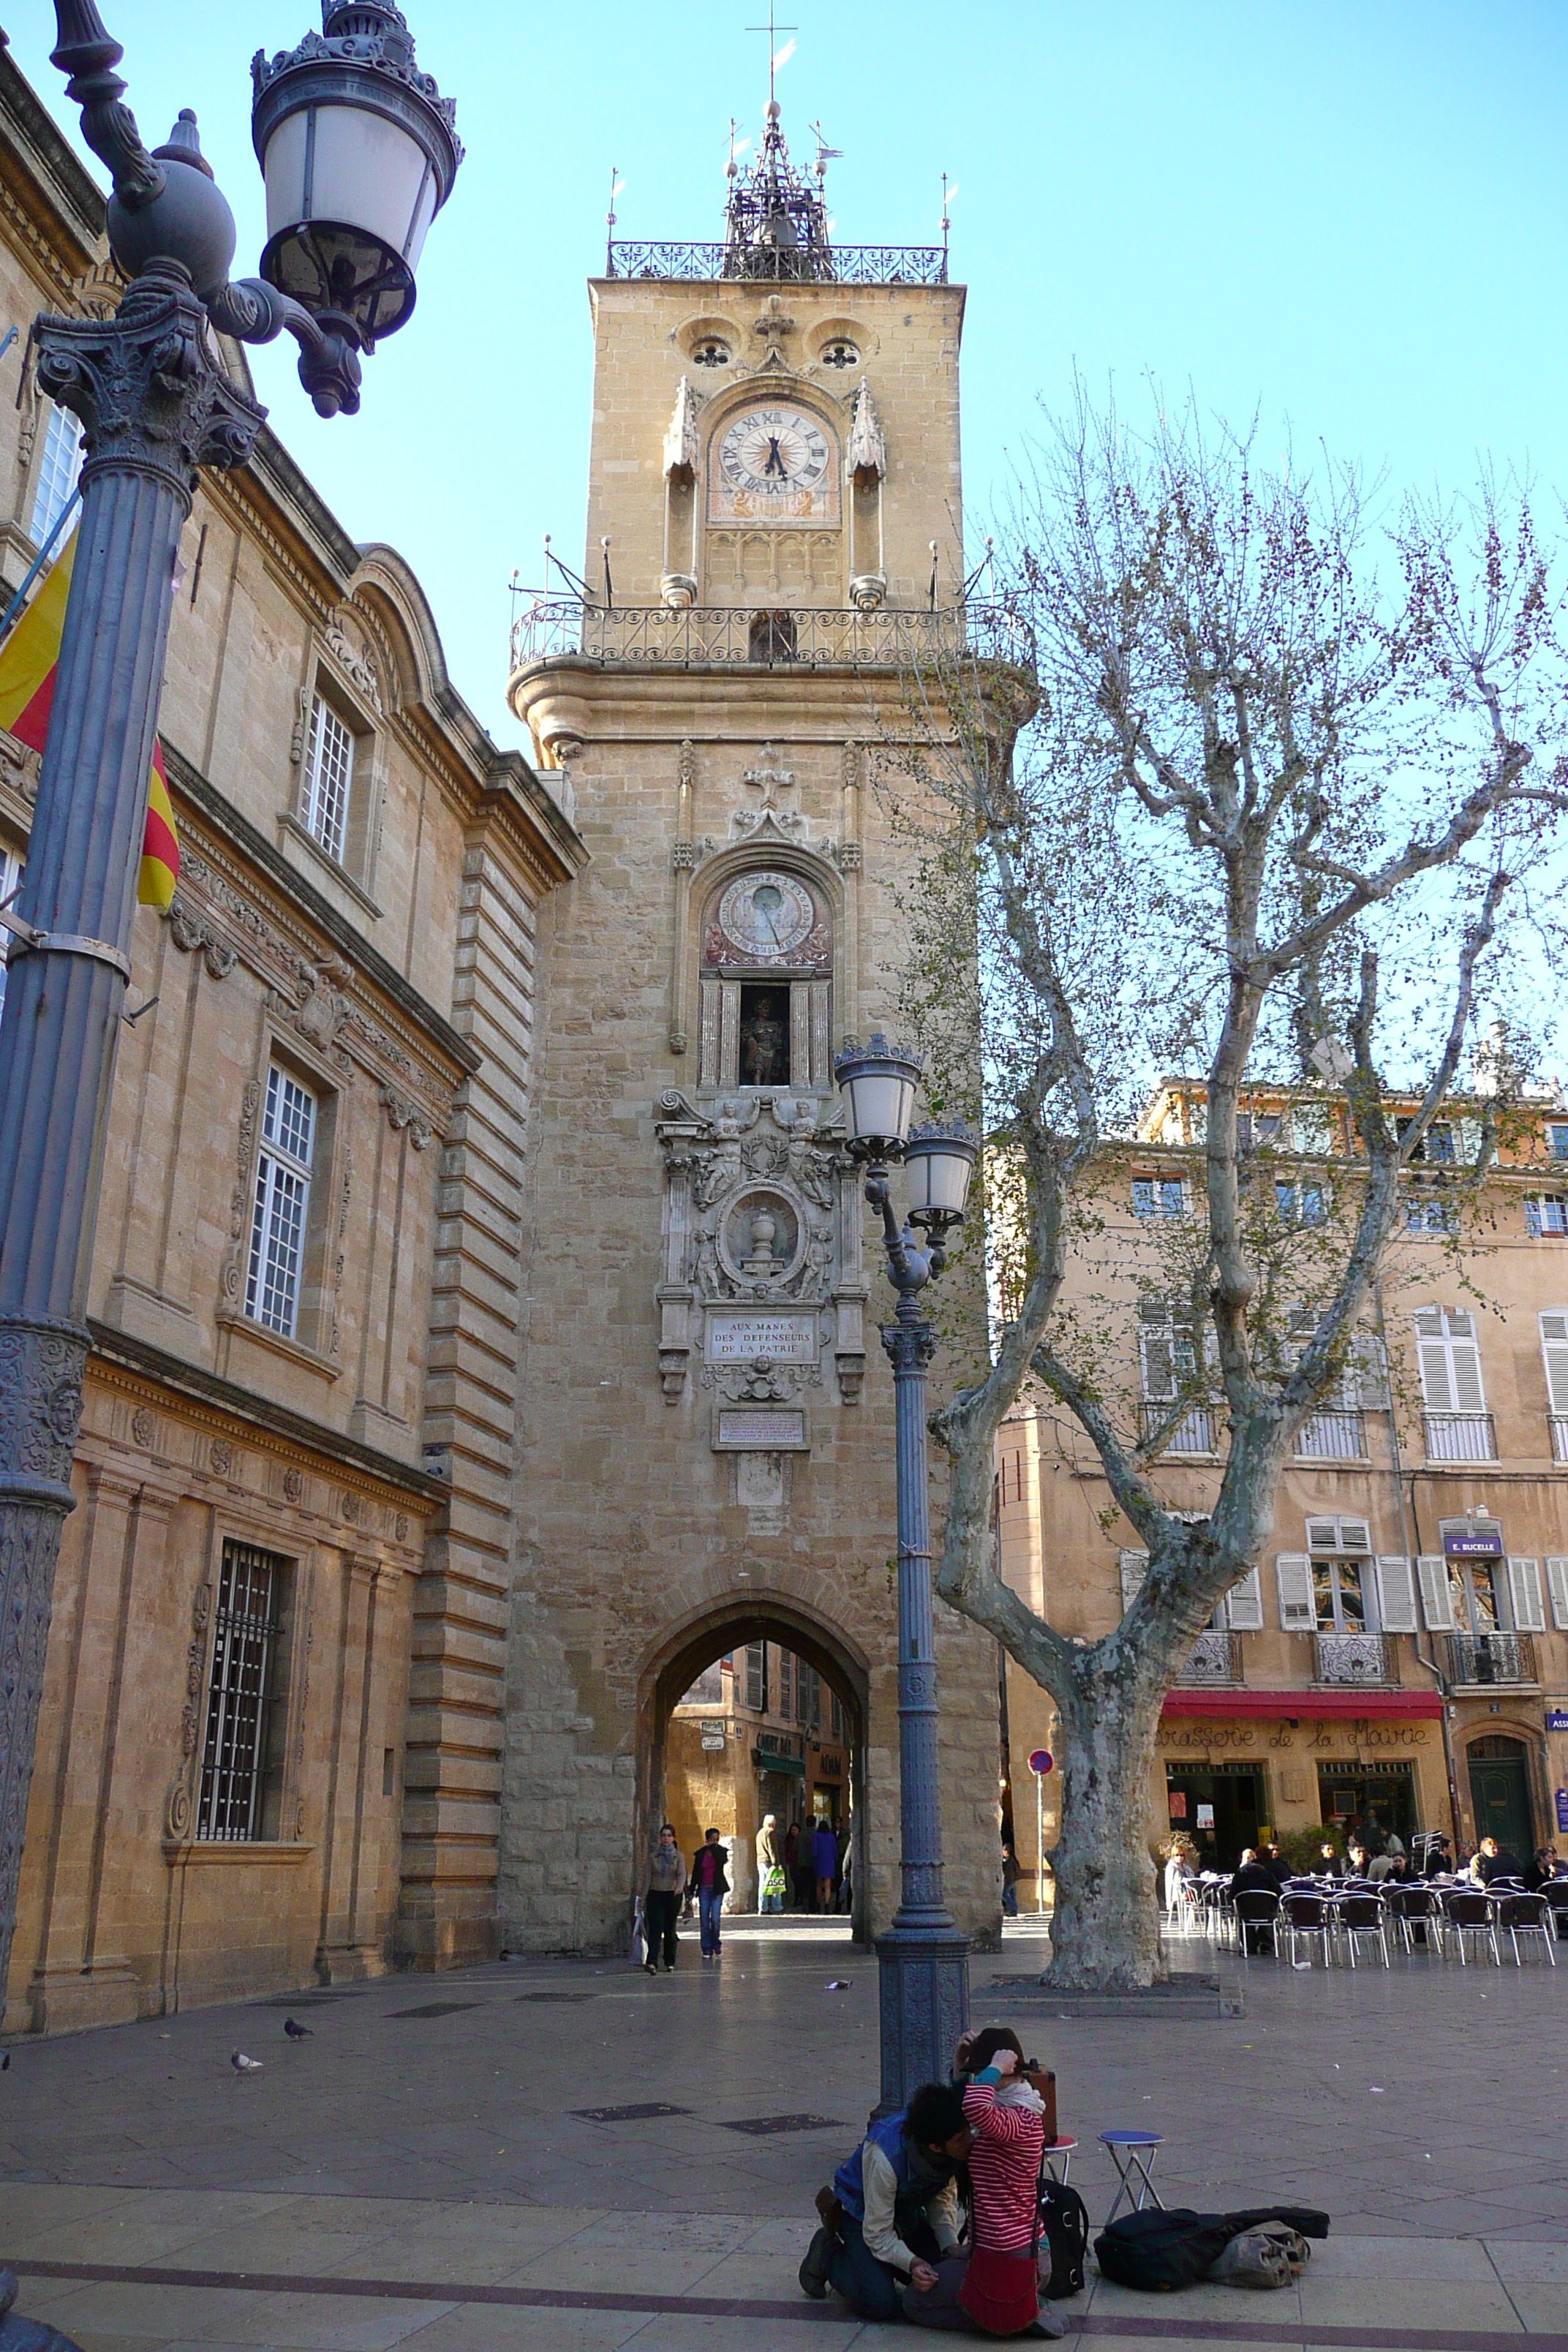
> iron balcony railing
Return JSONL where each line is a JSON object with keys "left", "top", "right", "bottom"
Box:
{"left": 1175, "top": 1631, "right": 1243, "bottom": 1687}
{"left": 1139, "top": 1402, "right": 1215, "bottom": 1457}
{"left": 1441, "top": 1630, "right": 1537, "bottom": 1686}
{"left": 1552, "top": 1415, "right": 1568, "bottom": 1463}
{"left": 508, "top": 598, "right": 1031, "bottom": 676}
{"left": 1314, "top": 1632, "right": 1395, "bottom": 1687}
{"left": 605, "top": 239, "right": 948, "bottom": 285}
{"left": 1424, "top": 1410, "right": 1497, "bottom": 1463}
{"left": 1296, "top": 1409, "right": 1368, "bottom": 1460}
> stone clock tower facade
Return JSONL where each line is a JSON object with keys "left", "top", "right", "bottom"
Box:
{"left": 502, "top": 107, "right": 1000, "bottom": 1952}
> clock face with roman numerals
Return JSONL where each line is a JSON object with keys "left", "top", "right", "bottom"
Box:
{"left": 709, "top": 406, "right": 838, "bottom": 524}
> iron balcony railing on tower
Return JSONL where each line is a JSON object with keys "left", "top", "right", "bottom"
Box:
{"left": 604, "top": 239, "right": 949, "bottom": 285}
{"left": 507, "top": 598, "right": 1031, "bottom": 676}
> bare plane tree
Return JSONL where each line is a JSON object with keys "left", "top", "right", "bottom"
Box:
{"left": 883, "top": 391, "right": 1568, "bottom": 1988}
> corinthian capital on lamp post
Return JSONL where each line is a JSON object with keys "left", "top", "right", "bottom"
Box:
{"left": 0, "top": 0, "right": 459, "bottom": 2065}
{"left": 834, "top": 1036, "right": 979, "bottom": 2117}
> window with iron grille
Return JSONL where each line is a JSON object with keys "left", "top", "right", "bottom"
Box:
{"left": 196, "top": 1539, "right": 283, "bottom": 1841}
{"left": 245, "top": 1066, "right": 316, "bottom": 1338}
{"left": 1526, "top": 1195, "right": 1568, "bottom": 1238}
{"left": 301, "top": 693, "right": 355, "bottom": 865}
{"left": 29, "top": 402, "right": 83, "bottom": 544}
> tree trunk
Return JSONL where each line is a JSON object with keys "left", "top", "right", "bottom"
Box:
{"left": 1043, "top": 1653, "right": 1167, "bottom": 1990}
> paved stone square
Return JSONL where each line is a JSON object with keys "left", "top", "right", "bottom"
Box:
{"left": 6, "top": 1918, "right": 1568, "bottom": 2347}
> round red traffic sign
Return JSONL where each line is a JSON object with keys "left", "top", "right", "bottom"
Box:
{"left": 1028, "top": 1749, "right": 1053, "bottom": 1775}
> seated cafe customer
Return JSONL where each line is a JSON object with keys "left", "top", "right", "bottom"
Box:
{"left": 798, "top": 2084, "right": 969, "bottom": 2321}
{"left": 1471, "top": 1836, "right": 1521, "bottom": 1887}
{"left": 1229, "top": 1848, "right": 1278, "bottom": 1954}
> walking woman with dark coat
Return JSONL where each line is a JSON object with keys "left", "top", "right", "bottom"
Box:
{"left": 644, "top": 1822, "right": 686, "bottom": 1974}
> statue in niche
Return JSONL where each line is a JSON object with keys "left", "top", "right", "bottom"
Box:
{"left": 739, "top": 987, "right": 790, "bottom": 1086}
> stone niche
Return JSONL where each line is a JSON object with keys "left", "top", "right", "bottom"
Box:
{"left": 654, "top": 1089, "right": 868, "bottom": 1420}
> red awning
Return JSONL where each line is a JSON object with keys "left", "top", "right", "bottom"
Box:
{"left": 1161, "top": 1689, "right": 1443, "bottom": 1721}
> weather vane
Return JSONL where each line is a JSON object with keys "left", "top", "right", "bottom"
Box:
{"left": 746, "top": 2, "right": 798, "bottom": 107}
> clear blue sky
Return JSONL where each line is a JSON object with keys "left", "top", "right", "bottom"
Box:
{"left": 5, "top": 1, "right": 1567, "bottom": 749}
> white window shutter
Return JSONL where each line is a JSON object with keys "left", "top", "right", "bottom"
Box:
{"left": 1507, "top": 1556, "right": 1546, "bottom": 1634}
{"left": 1305, "top": 1517, "right": 1339, "bottom": 1554}
{"left": 1226, "top": 1564, "right": 1264, "bottom": 1630}
{"left": 1139, "top": 1306, "right": 1175, "bottom": 1401}
{"left": 1539, "top": 1313, "right": 1568, "bottom": 1414}
{"left": 1417, "top": 1325, "right": 1455, "bottom": 1411}
{"left": 1417, "top": 1556, "right": 1455, "bottom": 1632}
{"left": 1275, "top": 1553, "right": 1316, "bottom": 1631}
{"left": 1338, "top": 1518, "right": 1372, "bottom": 1555}
{"left": 1548, "top": 1558, "right": 1568, "bottom": 1631}
{"left": 1349, "top": 1333, "right": 1391, "bottom": 1411}
{"left": 1118, "top": 1549, "right": 1149, "bottom": 1610}
{"left": 1374, "top": 1556, "right": 1419, "bottom": 1634}
{"left": 1450, "top": 1330, "right": 1486, "bottom": 1414}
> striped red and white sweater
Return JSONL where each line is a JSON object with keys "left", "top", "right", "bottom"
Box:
{"left": 962, "top": 2070, "right": 1045, "bottom": 2254}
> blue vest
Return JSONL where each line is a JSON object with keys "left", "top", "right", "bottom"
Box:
{"left": 832, "top": 2110, "right": 915, "bottom": 2223}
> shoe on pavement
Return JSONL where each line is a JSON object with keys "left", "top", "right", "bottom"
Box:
{"left": 814, "top": 2186, "right": 843, "bottom": 2237}
{"left": 642, "top": 1960, "right": 656, "bottom": 1975}
{"left": 1027, "top": 2308, "right": 1068, "bottom": 2341}
{"left": 798, "top": 2225, "right": 833, "bottom": 2300}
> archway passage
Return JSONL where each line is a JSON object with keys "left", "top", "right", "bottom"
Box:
{"left": 637, "top": 1597, "right": 871, "bottom": 1945}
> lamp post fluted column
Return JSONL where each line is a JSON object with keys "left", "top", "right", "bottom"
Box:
{"left": 866, "top": 1172, "right": 970, "bottom": 2117}
{"left": 0, "top": 265, "right": 264, "bottom": 1996}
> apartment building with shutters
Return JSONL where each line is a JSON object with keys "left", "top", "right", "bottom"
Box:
{"left": 997, "top": 1082, "right": 1568, "bottom": 1899}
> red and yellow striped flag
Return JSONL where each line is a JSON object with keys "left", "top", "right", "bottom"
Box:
{"left": 0, "top": 528, "right": 179, "bottom": 909}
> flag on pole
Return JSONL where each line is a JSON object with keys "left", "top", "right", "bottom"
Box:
{"left": 0, "top": 527, "right": 179, "bottom": 909}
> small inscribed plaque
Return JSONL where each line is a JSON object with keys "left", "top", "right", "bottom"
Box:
{"left": 716, "top": 1407, "right": 808, "bottom": 1451}
{"left": 707, "top": 1313, "right": 817, "bottom": 1362}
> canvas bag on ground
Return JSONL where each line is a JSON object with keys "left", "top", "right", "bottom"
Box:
{"left": 1210, "top": 2223, "right": 1311, "bottom": 2290}
{"left": 1095, "top": 2204, "right": 1329, "bottom": 2293}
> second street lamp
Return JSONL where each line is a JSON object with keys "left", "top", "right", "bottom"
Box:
{"left": 834, "top": 1034, "right": 979, "bottom": 2114}
{"left": 0, "top": 0, "right": 458, "bottom": 2024}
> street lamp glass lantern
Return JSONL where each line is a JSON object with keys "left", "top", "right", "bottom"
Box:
{"left": 903, "top": 1123, "right": 979, "bottom": 1226}
{"left": 252, "top": 1, "right": 461, "bottom": 347}
{"left": 833, "top": 1033, "right": 923, "bottom": 1157}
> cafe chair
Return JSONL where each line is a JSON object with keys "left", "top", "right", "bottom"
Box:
{"left": 1442, "top": 1887, "right": 1501, "bottom": 1967}
{"left": 1335, "top": 1891, "right": 1391, "bottom": 1969}
{"left": 1277, "top": 1890, "right": 1334, "bottom": 1969}
{"left": 1494, "top": 1891, "right": 1556, "bottom": 1968}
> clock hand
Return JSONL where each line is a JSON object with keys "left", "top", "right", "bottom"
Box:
{"left": 764, "top": 435, "right": 788, "bottom": 479}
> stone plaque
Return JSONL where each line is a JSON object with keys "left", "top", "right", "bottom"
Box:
{"left": 706, "top": 1312, "right": 816, "bottom": 1362}
{"left": 701, "top": 1735, "right": 726, "bottom": 1752}
{"left": 715, "top": 1407, "right": 808, "bottom": 1451}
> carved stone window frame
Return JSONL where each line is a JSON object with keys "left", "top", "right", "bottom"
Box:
{"left": 220, "top": 1019, "right": 351, "bottom": 1376}
{"left": 282, "top": 630, "right": 386, "bottom": 919}
{"left": 166, "top": 1512, "right": 319, "bottom": 1853}
{"left": 693, "top": 848, "right": 838, "bottom": 1096}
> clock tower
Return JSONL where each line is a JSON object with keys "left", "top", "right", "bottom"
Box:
{"left": 500, "top": 101, "right": 1000, "bottom": 1959}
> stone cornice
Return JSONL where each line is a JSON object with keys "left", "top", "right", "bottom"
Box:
{"left": 162, "top": 739, "right": 480, "bottom": 1085}
{"left": 86, "top": 1320, "right": 447, "bottom": 1506}
{"left": 0, "top": 42, "right": 105, "bottom": 287}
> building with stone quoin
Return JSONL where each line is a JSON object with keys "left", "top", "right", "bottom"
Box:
{"left": 996, "top": 1080, "right": 1568, "bottom": 1907}
{"left": 0, "top": 34, "right": 585, "bottom": 2034}
{"left": 1, "top": 49, "right": 1003, "bottom": 2035}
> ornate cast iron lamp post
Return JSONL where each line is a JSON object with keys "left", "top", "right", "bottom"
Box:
{"left": 0, "top": 1, "right": 459, "bottom": 2044}
{"left": 834, "top": 1034, "right": 979, "bottom": 2114}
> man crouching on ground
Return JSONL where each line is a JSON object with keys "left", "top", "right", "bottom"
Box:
{"left": 799, "top": 2084, "right": 971, "bottom": 2320}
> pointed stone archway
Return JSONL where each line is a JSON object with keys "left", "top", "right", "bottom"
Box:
{"left": 636, "top": 1593, "right": 872, "bottom": 1943}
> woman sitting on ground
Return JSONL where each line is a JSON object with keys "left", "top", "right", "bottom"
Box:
{"left": 904, "top": 2025, "right": 1066, "bottom": 2338}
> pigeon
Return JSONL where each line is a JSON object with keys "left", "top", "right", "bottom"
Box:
{"left": 230, "top": 2049, "right": 263, "bottom": 2073}
{"left": 283, "top": 2017, "right": 314, "bottom": 2040}
{"left": 826, "top": 1979, "right": 852, "bottom": 1991}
